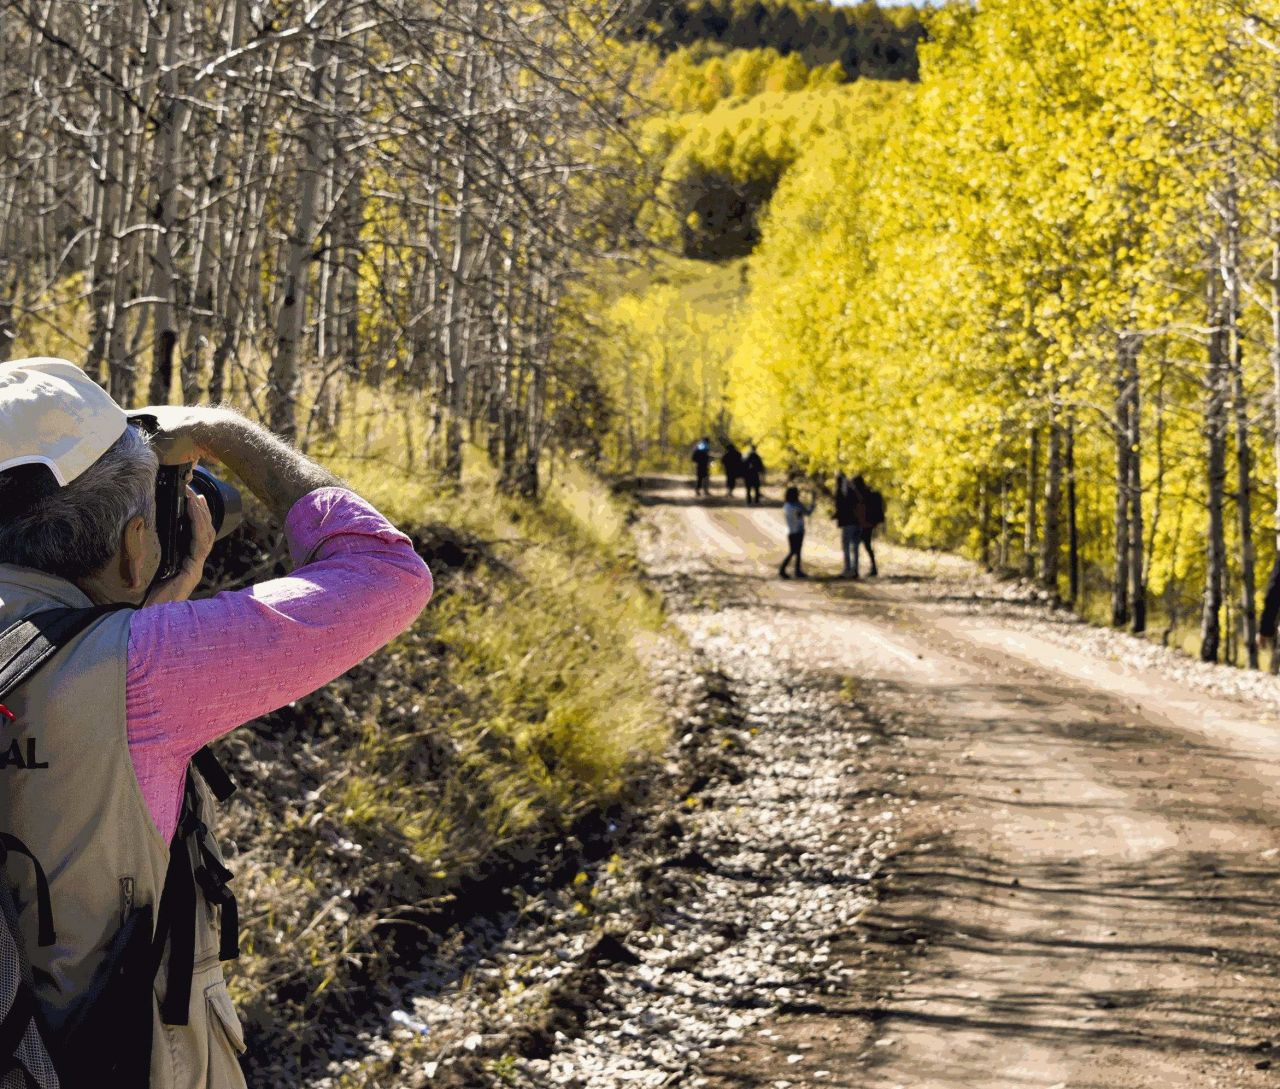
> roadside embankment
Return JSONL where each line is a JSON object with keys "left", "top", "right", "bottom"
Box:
{"left": 200, "top": 454, "right": 669, "bottom": 1086}
{"left": 305, "top": 479, "right": 905, "bottom": 1089}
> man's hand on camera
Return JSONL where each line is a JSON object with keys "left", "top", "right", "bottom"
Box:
{"left": 139, "top": 405, "right": 230, "bottom": 465}
{"left": 141, "top": 403, "right": 341, "bottom": 524}
{"left": 146, "top": 488, "right": 216, "bottom": 606}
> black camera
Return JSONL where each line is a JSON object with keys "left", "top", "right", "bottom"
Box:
{"left": 127, "top": 414, "right": 242, "bottom": 582}
{"left": 153, "top": 462, "right": 242, "bottom": 581}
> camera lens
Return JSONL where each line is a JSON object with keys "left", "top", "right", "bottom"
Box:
{"left": 172, "top": 467, "right": 244, "bottom": 577}
{"left": 188, "top": 466, "right": 243, "bottom": 542}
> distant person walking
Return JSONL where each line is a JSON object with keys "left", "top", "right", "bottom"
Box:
{"left": 834, "top": 472, "right": 861, "bottom": 578}
{"left": 742, "top": 444, "right": 765, "bottom": 506}
{"left": 722, "top": 441, "right": 744, "bottom": 497}
{"left": 1260, "top": 554, "right": 1280, "bottom": 657}
{"left": 692, "top": 437, "right": 713, "bottom": 497}
{"left": 851, "top": 474, "right": 885, "bottom": 577}
{"left": 779, "top": 485, "right": 816, "bottom": 579}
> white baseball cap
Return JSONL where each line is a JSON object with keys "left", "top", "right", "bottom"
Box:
{"left": 0, "top": 358, "right": 128, "bottom": 486}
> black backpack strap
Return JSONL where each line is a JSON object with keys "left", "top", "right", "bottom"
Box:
{"left": 191, "top": 747, "right": 235, "bottom": 804}
{"left": 0, "top": 605, "right": 128, "bottom": 709}
{"left": 153, "top": 748, "right": 238, "bottom": 1027}
{"left": 190, "top": 749, "right": 239, "bottom": 964}
{"left": 0, "top": 839, "right": 54, "bottom": 950}
{"left": 153, "top": 811, "right": 198, "bottom": 1026}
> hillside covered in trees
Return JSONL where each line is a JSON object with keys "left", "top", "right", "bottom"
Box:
{"left": 595, "top": 2, "right": 920, "bottom": 467}
{"left": 597, "top": 0, "right": 1280, "bottom": 669}
{"left": 0, "top": 0, "right": 645, "bottom": 498}
{"left": 624, "top": 0, "right": 924, "bottom": 80}
{"left": 606, "top": 0, "right": 1280, "bottom": 668}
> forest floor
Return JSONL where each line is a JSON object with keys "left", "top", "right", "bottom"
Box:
{"left": 352, "top": 477, "right": 1280, "bottom": 1089}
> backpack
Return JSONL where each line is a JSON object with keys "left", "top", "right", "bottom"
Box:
{"left": 866, "top": 489, "right": 886, "bottom": 527}
{"left": 0, "top": 607, "right": 238, "bottom": 1089}
{"left": 1, "top": 836, "right": 57, "bottom": 1089}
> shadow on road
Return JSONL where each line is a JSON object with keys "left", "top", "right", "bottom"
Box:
{"left": 624, "top": 475, "right": 783, "bottom": 509}
{"left": 842, "top": 660, "right": 1280, "bottom": 1081}
{"left": 854, "top": 840, "right": 1280, "bottom": 1061}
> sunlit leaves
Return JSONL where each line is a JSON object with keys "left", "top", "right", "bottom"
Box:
{"left": 727, "top": 0, "right": 1280, "bottom": 620}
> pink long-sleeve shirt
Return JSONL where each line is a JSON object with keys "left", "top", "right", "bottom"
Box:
{"left": 126, "top": 487, "right": 433, "bottom": 841}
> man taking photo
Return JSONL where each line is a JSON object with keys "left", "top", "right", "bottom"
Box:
{"left": 0, "top": 358, "right": 433, "bottom": 1088}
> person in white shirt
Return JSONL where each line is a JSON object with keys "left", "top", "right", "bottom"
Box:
{"left": 779, "top": 485, "right": 816, "bottom": 579}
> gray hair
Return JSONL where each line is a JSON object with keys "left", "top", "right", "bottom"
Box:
{"left": 0, "top": 425, "right": 158, "bottom": 580}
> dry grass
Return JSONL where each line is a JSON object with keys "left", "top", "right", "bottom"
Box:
{"left": 201, "top": 385, "right": 668, "bottom": 1083}
{"left": 3, "top": 307, "right": 669, "bottom": 1077}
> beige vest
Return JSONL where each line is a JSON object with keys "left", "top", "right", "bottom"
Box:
{"left": 0, "top": 565, "right": 246, "bottom": 1089}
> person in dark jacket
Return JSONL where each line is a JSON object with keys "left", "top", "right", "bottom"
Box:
{"left": 742, "top": 445, "right": 765, "bottom": 506}
{"left": 851, "top": 474, "right": 881, "bottom": 577}
{"left": 722, "top": 442, "right": 744, "bottom": 497}
{"left": 1261, "top": 554, "right": 1280, "bottom": 650}
{"left": 692, "top": 437, "right": 713, "bottom": 497}
{"left": 834, "top": 473, "right": 861, "bottom": 578}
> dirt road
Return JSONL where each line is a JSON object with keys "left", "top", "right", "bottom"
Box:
{"left": 357, "top": 480, "right": 1280, "bottom": 1088}
{"left": 638, "top": 479, "right": 1280, "bottom": 1089}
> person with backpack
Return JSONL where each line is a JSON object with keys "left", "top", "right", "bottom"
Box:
{"left": 721, "top": 441, "right": 743, "bottom": 497}
{"left": 742, "top": 445, "right": 765, "bottom": 506}
{"left": 834, "top": 473, "right": 861, "bottom": 578}
{"left": 0, "top": 359, "right": 433, "bottom": 1088}
{"left": 851, "top": 474, "right": 884, "bottom": 577}
{"left": 691, "top": 438, "right": 713, "bottom": 497}
{"left": 778, "top": 485, "right": 816, "bottom": 579}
